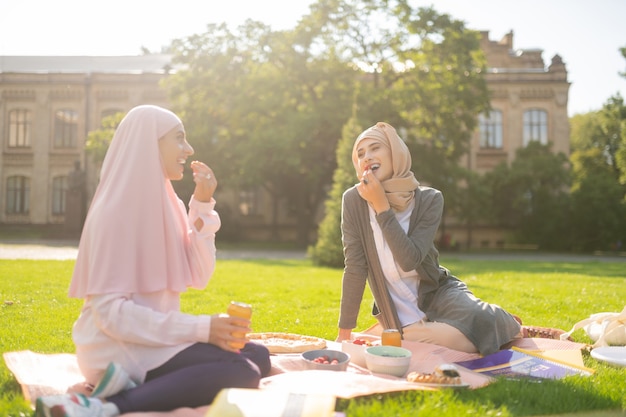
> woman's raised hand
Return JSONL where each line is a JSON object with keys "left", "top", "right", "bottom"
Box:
{"left": 190, "top": 160, "right": 217, "bottom": 203}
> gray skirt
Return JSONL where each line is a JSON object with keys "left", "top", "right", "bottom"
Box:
{"left": 418, "top": 275, "right": 521, "bottom": 355}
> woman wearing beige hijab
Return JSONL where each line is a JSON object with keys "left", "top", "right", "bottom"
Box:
{"left": 336, "top": 122, "right": 521, "bottom": 355}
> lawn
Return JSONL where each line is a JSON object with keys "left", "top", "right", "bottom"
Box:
{"left": 1, "top": 256, "right": 625, "bottom": 417}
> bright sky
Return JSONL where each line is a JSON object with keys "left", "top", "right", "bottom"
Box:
{"left": 1, "top": 0, "right": 624, "bottom": 117}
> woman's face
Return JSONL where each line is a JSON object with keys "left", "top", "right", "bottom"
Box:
{"left": 355, "top": 137, "right": 393, "bottom": 181}
{"left": 158, "top": 124, "right": 194, "bottom": 180}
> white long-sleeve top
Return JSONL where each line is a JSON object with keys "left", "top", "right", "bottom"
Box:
{"left": 72, "top": 197, "right": 220, "bottom": 385}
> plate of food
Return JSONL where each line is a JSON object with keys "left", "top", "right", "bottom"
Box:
{"left": 590, "top": 346, "right": 626, "bottom": 367}
{"left": 406, "top": 364, "right": 469, "bottom": 389}
{"left": 247, "top": 332, "right": 327, "bottom": 354}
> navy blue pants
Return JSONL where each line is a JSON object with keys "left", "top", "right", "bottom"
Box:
{"left": 108, "top": 342, "right": 271, "bottom": 413}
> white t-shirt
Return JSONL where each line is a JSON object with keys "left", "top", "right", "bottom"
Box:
{"left": 369, "top": 200, "right": 426, "bottom": 327}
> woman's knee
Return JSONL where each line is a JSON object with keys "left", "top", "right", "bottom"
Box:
{"left": 403, "top": 321, "right": 478, "bottom": 353}
{"left": 241, "top": 342, "right": 272, "bottom": 376}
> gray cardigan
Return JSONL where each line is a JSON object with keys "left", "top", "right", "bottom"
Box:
{"left": 338, "top": 185, "right": 520, "bottom": 355}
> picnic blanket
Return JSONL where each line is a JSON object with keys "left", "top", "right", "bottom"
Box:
{"left": 3, "top": 336, "right": 587, "bottom": 417}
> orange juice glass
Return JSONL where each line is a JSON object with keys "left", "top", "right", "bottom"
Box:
{"left": 227, "top": 301, "right": 252, "bottom": 349}
{"left": 381, "top": 329, "right": 402, "bottom": 347}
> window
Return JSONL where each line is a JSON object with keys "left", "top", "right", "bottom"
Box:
{"left": 6, "top": 176, "right": 30, "bottom": 214}
{"left": 54, "top": 109, "right": 79, "bottom": 148}
{"left": 8, "top": 109, "right": 31, "bottom": 147}
{"left": 239, "top": 189, "right": 260, "bottom": 216}
{"left": 52, "top": 176, "right": 67, "bottom": 215}
{"left": 478, "top": 110, "right": 503, "bottom": 149}
{"left": 523, "top": 109, "right": 548, "bottom": 145}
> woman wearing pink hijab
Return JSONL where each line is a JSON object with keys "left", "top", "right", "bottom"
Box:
{"left": 336, "top": 122, "right": 522, "bottom": 355}
{"left": 35, "top": 105, "right": 270, "bottom": 417}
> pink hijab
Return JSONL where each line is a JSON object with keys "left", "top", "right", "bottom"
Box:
{"left": 69, "top": 105, "right": 195, "bottom": 297}
{"left": 352, "top": 122, "right": 420, "bottom": 212}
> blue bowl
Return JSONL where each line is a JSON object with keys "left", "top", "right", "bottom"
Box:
{"left": 301, "top": 349, "right": 350, "bottom": 371}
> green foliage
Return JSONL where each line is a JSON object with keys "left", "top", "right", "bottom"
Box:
{"left": 569, "top": 94, "right": 626, "bottom": 251}
{"left": 167, "top": 21, "right": 356, "bottom": 245}
{"left": 164, "top": 1, "right": 490, "bottom": 245}
{"left": 309, "top": 116, "right": 363, "bottom": 267}
{"left": 1, "top": 257, "right": 626, "bottom": 416}
{"left": 482, "top": 141, "right": 571, "bottom": 249}
{"left": 84, "top": 112, "right": 124, "bottom": 167}
{"left": 568, "top": 148, "right": 626, "bottom": 251}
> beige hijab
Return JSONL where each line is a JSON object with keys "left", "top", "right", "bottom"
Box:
{"left": 352, "top": 122, "right": 420, "bottom": 212}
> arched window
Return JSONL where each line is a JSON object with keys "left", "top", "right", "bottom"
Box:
{"left": 52, "top": 176, "right": 67, "bottom": 215}
{"left": 6, "top": 176, "right": 30, "bottom": 214}
{"left": 478, "top": 110, "right": 503, "bottom": 149}
{"left": 8, "top": 109, "right": 31, "bottom": 147}
{"left": 54, "top": 109, "right": 79, "bottom": 148}
{"left": 523, "top": 109, "right": 548, "bottom": 146}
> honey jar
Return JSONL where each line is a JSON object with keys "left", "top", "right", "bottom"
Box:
{"left": 227, "top": 301, "right": 252, "bottom": 349}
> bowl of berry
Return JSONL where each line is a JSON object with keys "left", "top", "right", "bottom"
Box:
{"left": 341, "top": 336, "right": 380, "bottom": 368}
{"left": 301, "top": 349, "right": 350, "bottom": 371}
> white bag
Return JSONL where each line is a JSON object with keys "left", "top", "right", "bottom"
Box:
{"left": 560, "top": 306, "right": 626, "bottom": 347}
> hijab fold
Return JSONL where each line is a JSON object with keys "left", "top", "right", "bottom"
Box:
{"left": 352, "top": 122, "right": 420, "bottom": 212}
{"left": 69, "top": 105, "right": 194, "bottom": 298}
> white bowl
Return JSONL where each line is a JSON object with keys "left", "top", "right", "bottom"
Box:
{"left": 301, "top": 349, "right": 350, "bottom": 371}
{"left": 364, "top": 345, "right": 412, "bottom": 377}
{"left": 341, "top": 336, "right": 380, "bottom": 368}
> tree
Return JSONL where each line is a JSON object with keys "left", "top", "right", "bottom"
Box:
{"left": 569, "top": 91, "right": 626, "bottom": 252}
{"left": 483, "top": 141, "right": 570, "bottom": 249}
{"left": 309, "top": 114, "right": 363, "bottom": 267}
{"left": 304, "top": 0, "right": 490, "bottom": 261}
{"left": 165, "top": 1, "right": 490, "bottom": 248}
{"left": 166, "top": 21, "right": 355, "bottom": 245}
{"left": 568, "top": 147, "right": 626, "bottom": 251}
{"left": 85, "top": 112, "right": 124, "bottom": 167}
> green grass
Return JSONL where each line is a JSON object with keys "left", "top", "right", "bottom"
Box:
{"left": 1, "top": 257, "right": 625, "bottom": 416}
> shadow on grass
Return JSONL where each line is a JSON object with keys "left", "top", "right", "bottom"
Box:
{"left": 453, "top": 376, "right": 621, "bottom": 416}
{"left": 336, "top": 376, "right": 621, "bottom": 417}
{"left": 440, "top": 259, "right": 626, "bottom": 279}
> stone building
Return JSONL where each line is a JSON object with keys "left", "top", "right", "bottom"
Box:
{"left": 471, "top": 30, "right": 570, "bottom": 173}
{"left": 0, "top": 31, "right": 570, "bottom": 246}
{"left": 447, "top": 31, "right": 570, "bottom": 249}
{"left": 0, "top": 55, "right": 172, "bottom": 234}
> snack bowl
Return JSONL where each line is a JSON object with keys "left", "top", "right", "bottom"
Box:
{"left": 364, "top": 345, "right": 412, "bottom": 377}
{"left": 301, "top": 349, "right": 350, "bottom": 371}
{"left": 341, "top": 336, "right": 380, "bottom": 368}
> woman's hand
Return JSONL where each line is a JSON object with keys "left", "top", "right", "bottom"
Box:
{"left": 208, "top": 313, "right": 251, "bottom": 352}
{"left": 191, "top": 160, "right": 217, "bottom": 203}
{"left": 357, "top": 168, "right": 390, "bottom": 214}
{"left": 335, "top": 328, "right": 353, "bottom": 343}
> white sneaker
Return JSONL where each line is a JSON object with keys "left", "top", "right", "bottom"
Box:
{"left": 90, "top": 362, "right": 136, "bottom": 399}
{"left": 35, "top": 393, "right": 104, "bottom": 417}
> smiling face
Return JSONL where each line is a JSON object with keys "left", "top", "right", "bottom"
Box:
{"left": 158, "top": 124, "right": 194, "bottom": 180}
{"left": 354, "top": 137, "right": 393, "bottom": 181}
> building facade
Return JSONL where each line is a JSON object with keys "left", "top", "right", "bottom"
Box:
{"left": 446, "top": 31, "right": 570, "bottom": 249}
{"left": 0, "top": 55, "right": 171, "bottom": 230}
{"left": 0, "top": 31, "right": 570, "bottom": 246}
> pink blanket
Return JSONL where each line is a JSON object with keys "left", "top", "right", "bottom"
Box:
{"left": 3, "top": 337, "right": 586, "bottom": 416}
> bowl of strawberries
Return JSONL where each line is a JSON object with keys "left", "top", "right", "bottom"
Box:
{"left": 301, "top": 349, "right": 350, "bottom": 371}
{"left": 341, "top": 336, "right": 380, "bottom": 368}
